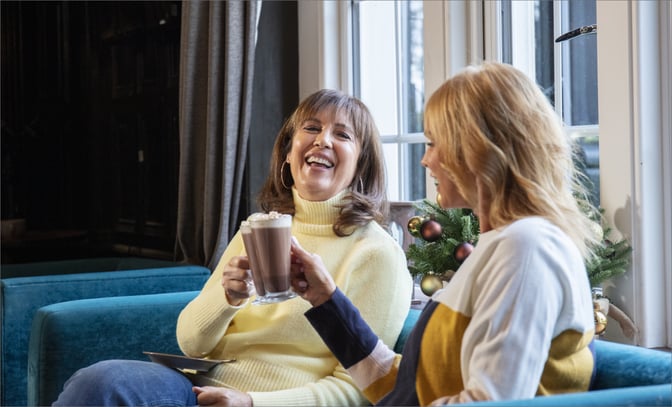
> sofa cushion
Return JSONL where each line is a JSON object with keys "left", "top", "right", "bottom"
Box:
{"left": 394, "top": 308, "right": 421, "bottom": 353}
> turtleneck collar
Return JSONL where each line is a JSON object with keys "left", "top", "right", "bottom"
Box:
{"left": 291, "top": 188, "right": 349, "bottom": 236}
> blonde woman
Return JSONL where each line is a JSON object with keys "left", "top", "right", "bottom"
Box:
{"left": 291, "top": 62, "right": 600, "bottom": 405}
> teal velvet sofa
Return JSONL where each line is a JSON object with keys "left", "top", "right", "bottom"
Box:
{"left": 28, "top": 300, "right": 670, "bottom": 406}
{"left": 0, "top": 258, "right": 211, "bottom": 406}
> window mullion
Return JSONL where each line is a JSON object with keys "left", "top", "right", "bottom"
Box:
{"left": 554, "top": 0, "right": 565, "bottom": 118}
{"left": 394, "top": 2, "right": 406, "bottom": 199}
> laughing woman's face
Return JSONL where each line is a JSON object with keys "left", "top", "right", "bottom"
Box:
{"left": 286, "top": 108, "right": 360, "bottom": 201}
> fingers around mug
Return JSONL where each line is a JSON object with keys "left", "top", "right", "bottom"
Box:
{"left": 223, "top": 279, "right": 251, "bottom": 306}
{"left": 227, "top": 255, "right": 250, "bottom": 272}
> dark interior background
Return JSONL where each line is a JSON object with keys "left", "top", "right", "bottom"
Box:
{"left": 1, "top": 1, "right": 298, "bottom": 265}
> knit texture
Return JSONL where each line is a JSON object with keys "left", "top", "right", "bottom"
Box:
{"left": 176, "top": 189, "right": 413, "bottom": 406}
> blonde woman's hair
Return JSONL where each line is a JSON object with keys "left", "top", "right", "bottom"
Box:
{"left": 424, "top": 61, "right": 599, "bottom": 258}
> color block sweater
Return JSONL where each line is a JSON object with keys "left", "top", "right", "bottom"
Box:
{"left": 176, "top": 189, "right": 413, "bottom": 406}
{"left": 306, "top": 217, "right": 596, "bottom": 406}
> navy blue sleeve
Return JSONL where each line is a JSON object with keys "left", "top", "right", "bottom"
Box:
{"left": 304, "top": 288, "right": 380, "bottom": 368}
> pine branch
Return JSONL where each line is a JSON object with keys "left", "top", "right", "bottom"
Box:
{"left": 406, "top": 200, "right": 479, "bottom": 278}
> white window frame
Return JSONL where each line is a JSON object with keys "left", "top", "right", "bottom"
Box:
{"left": 298, "top": 0, "right": 671, "bottom": 348}
{"left": 594, "top": 0, "right": 671, "bottom": 348}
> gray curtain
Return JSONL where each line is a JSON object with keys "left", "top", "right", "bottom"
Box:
{"left": 176, "top": 0, "right": 258, "bottom": 269}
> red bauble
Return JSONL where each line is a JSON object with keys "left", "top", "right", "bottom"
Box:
{"left": 420, "top": 219, "right": 443, "bottom": 242}
{"left": 453, "top": 242, "right": 474, "bottom": 263}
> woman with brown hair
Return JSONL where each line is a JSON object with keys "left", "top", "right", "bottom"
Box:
{"left": 53, "top": 89, "right": 413, "bottom": 407}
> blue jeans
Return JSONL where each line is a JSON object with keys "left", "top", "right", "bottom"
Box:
{"left": 52, "top": 360, "right": 198, "bottom": 406}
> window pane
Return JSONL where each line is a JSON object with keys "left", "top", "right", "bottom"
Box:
{"left": 503, "top": 0, "right": 598, "bottom": 125}
{"left": 561, "top": 0, "right": 598, "bottom": 126}
{"left": 353, "top": 0, "right": 425, "bottom": 202}
{"left": 502, "top": 0, "right": 599, "bottom": 205}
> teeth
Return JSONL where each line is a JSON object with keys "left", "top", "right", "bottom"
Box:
{"left": 307, "top": 156, "right": 333, "bottom": 167}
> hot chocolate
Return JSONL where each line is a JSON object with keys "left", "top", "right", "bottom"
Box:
{"left": 240, "top": 219, "right": 265, "bottom": 297}
{"left": 248, "top": 212, "right": 295, "bottom": 303}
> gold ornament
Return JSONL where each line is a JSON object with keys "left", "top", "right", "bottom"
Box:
{"left": 407, "top": 216, "right": 424, "bottom": 238}
{"left": 436, "top": 193, "right": 443, "bottom": 207}
{"left": 594, "top": 304, "right": 608, "bottom": 335}
{"left": 420, "top": 274, "right": 443, "bottom": 296}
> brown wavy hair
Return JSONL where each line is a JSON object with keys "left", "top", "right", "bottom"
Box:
{"left": 257, "top": 89, "right": 388, "bottom": 236}
{"left": 424, "top": 62, "right": 599, "bottom": 258}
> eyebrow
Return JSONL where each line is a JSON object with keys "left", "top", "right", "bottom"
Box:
{"left": 303, "top": 118, "right": 354, "bottom": 134}
{"left": 333, "top": 123, "right": 355, "bottom": 133}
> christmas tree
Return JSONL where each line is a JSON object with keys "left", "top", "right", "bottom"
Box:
{"left": 405, "top": 199, "right": 632, "bottom": 292}
{"left": 405, "top": 200, "right": 479, "bottom": 295}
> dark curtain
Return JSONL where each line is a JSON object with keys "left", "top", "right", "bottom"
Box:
{"left": 175, "top": 0, "right": 258, "bottom": 269}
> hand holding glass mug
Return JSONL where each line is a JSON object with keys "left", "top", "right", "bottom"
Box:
{"left": 289, "top": 237, "right": 337, "bottom": 308}
{"left": 220, "top": 256, "right": 255, "bottom": 306}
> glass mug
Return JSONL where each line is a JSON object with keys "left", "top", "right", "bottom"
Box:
{"left": 240, "top": 212, "right": 296, "bottom": 304}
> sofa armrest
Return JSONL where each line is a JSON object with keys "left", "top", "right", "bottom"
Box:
{"left": 28, "top": 290, "right": 200, "bottom": 407}
{"left": 592, "top": 339, "right": 672, "bottom": 389}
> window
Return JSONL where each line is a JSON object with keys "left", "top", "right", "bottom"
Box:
{"left": 298, "top": 0, "right": 672, "bottom": 348}
{"left": 495, "top": 0, "right": 600, "bottom": 205}
{"left": 350, "top": 0, "right": 600, "bottom": 204}
{"left": 352, "top": 0, "right": 425, "bottom": 202}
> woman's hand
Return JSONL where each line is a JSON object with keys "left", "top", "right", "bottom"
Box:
{"left": 221, "top": 256, "right": 254, "bottom": 306}
{"left": 193, "top": 386, "right": 252, "bottom": 406}
{"left": 290, "top": 237, "right": 337, "bottom": 307}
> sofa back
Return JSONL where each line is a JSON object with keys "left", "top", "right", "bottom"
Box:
{"left": 0, "top": 262, "right": 210, "bottom": 406}
{"left": 1, "top": 256, "right": 181, "bottom": 279}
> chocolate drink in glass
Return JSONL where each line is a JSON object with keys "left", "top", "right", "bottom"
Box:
{"left": 249, "top": 212, "right": 295, "bottom": 304}
{"left": 240, "top": 218, "right": 266, "bottom": 300}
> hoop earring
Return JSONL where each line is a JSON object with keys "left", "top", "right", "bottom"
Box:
{"left": 280, "top": 161, "right": 290, "bottom": 190}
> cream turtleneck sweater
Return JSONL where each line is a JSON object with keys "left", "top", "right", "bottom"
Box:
{"left": 176, "top": 189, "right": 413, "bottom": 406}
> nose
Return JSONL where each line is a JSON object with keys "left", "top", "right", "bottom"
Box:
{"left": 314, "top": 130, "right": 333, "bottom": 148}
{"left": 420, "top": 150, "right": 429, "bottom": 168}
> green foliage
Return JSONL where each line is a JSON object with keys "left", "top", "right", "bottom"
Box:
{"left": 405, "top": 200, "right": 632, "bottom": 287}
{"left": 406, "top": 200, "right": 479, "bottom": 278}
{"left": 585, "top": 225, "right": 632, "bottom": 287}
